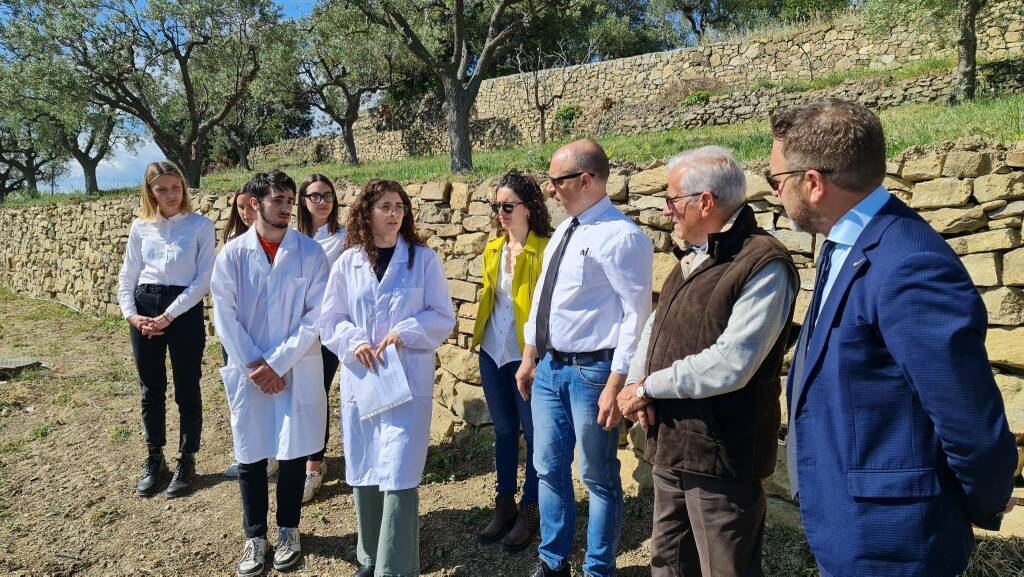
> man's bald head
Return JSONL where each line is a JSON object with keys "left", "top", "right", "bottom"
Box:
{"left": 554, "top": 139, "right": 610, "bottom": 182}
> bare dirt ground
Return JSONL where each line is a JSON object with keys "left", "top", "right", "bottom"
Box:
{"left": 0, "top": 287, "right": 1020, "bottom": 577}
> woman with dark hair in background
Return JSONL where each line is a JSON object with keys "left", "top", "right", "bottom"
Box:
{"left": 117, "top": 161, "right": 215, "bottom": 499}
{"left": 320, "top": 179, "right": 455, "bottom": 577}
{"left": 470, "top": 173, "right": 552, "bottom": 551}
{"left": 296, "top": 173, "right": 347, "bottom": 502}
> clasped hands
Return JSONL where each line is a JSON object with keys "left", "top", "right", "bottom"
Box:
{"left": 353, "top": 331, "right": 404, "bottom": 372}
{"left": 616, "top": 379, "right": 656, "bottom": 432}
{"left": 129, "top": 313, "right": 173, "bottom": 338}
{"left": 247, "top": 359, "right": 284, "bottom": 394}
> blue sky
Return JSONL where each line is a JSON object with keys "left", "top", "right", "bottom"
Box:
{"left": 57, "top": 0, "right": 318, "bottom": 193}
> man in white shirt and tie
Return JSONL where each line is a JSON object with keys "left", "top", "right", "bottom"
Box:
{"left": 516, "top": 139, "right": 654, "bottom": 577}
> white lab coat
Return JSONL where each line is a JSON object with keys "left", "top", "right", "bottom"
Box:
{"left": 210, "top": 226, "right": 330, "bottom": 464}
{"left": 320, "top": 237, "right": 456, "bottom": 490}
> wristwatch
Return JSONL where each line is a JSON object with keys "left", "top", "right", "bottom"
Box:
{"left": 635, "top": 381, "right": 648, "bottom": 400}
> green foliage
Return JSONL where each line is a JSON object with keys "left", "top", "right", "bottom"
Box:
{"left": 107, "top": 425, "right": 131, "bottom": 443}
{"left": 779, "top": 0, "right": 849, "bottom": 23}
{"left": 555, "top": 104, "right": 583, "bottom": 135}
{"left": 682, "top": 91, "right": 712, "bottom": 105}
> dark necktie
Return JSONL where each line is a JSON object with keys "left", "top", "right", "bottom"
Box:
{"left": 534, "top": 217, "right": 580, "bottom": 360}
{"left": 804, "top": 239, "right": 836, "bottom": 342}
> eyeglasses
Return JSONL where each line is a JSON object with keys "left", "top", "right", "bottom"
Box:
{"left": 490, "top": 201, "right": 523, "bottom": 214}
{"left": 763, "top": 168, "right": 833, "bottom": 192}
{"left": 302, "top": 192, "right": 335, "bottom": 204}
{"left": 373, "top": 202, "right": 408, "bottom": 215}
{"left": 546, "top": 171, "right": 592, "bottom": 188}
{"left": 664, "top": 192, "right": 715, "bottom": 209}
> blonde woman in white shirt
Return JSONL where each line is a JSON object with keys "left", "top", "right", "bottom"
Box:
{"left": 117, "top": 161, "right": 216, "bottom": 499}
{"left": 296, "top": 173, "right": 347, "bottom": 502}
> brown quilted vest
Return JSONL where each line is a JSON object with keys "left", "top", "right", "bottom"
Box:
{"left": 644, "top": 204, "right": 796, "bottom": 480}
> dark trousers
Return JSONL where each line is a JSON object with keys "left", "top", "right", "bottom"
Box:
{"left": 239, "top": 456, "right": 307, "bottom": 538}
{"left": 651, "top": 465, "right": 766, "bottom": 577}
{"left": 308, "top": 345, "right": 339, "bottom": 463}
{"left": 128, "top": 285, "right": 205, "bottom": 455}
{"left": 479, "top": 350, "right": 537, "bottom": 505}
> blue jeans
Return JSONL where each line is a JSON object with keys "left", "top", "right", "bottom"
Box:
{"left": 532, "top": 354, "right": 622, "bottom": 577}
{"left": 479, "top": 350, "right": 538, "bottom": 506}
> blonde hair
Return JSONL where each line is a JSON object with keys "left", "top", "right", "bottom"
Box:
{"left": 140, "top": 161, "right": 192, "bottom": 221}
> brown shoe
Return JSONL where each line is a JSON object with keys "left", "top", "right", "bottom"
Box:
{"left": 502, "top": 502, "right": 539, "bottom": 552}
{"left": 478, "top": 494, "right": 518, "bottom": 544}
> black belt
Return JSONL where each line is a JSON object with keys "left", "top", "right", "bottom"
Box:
{"left": 547, "top": 348, "right": 615, "bottom": 366}
{"left": 137, "top": 284, "right": 187, "bottom": 294}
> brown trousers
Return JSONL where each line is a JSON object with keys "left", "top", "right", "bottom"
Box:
{"left": 650, "top": 465, "right": 767, "bottom": 577}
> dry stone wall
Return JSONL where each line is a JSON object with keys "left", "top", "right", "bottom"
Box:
{"left": 3, "top": 140, "right": 1024, "bottom": 492}
{"left": 252, "top": 1, "right": 1023, "bottom": 164}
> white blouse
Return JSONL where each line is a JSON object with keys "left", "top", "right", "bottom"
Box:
{"left": 481, "top": 243, "right": 522, "bottom": 368}
{"left": 314, "top": 223, "right": 348, "bottom": 266}
{"left": 117, "top": 211, "right": 216, "bottom": 319}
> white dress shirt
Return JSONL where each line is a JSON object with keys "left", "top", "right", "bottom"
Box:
{"left": 314, "top": 223, "right": 348, "bottom": 266}
{"left": 481, "top": 243, "right": 522, "bottom": 367}
{"left": 523, "top": 195, "right": 654, "bottom": 375}
{"left": 117, "top": 211, "right": 216, "bottom": 319}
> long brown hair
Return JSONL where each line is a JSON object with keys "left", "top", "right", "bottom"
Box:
{"left": 297, "top": 173, "right": 341, "bottom": 237}
{"left": 344, "top": 179, "right": 423, "bottom": 270}
{"left": 223, "top": 184, "right": 251, "bottom": 242}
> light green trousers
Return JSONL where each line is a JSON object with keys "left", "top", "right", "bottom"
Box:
{"left": 353, "top": 485, "right": 419, "bottom": 577}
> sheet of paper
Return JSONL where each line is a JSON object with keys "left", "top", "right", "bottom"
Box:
{"left": 347, "top": 344, "right": 413, "bottom": 420}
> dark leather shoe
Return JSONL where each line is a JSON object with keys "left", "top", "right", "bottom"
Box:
{"left": 352, "top": 566, "right": 374, "bottom": 577}
{"left": 478, "top": 494, "right": 518, "bottom": 544}
{"left": 136, "top": 452, "right": 169, "bottom": 497}
{"left": 502, "top": 501, "right": 539, "bottom": 552}
{"left": 165, "top": 453, "right": 195, "bottom": 498}
{"left": 529, "top": 562, "right": 569, "bottom": 577}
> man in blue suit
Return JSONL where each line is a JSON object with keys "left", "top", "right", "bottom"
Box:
{"left": 770, "top": 99, "right": 1018, "bottom": 577}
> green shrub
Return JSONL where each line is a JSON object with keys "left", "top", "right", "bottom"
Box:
{"left": 554, "top": 104, "right": 582, "bottom": 135}
{"left": 683, "top": 91, "right": 712, "bottom": 106}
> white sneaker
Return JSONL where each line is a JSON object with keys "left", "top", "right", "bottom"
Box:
{"left": 236, "top": 536, "right": 268, "bottom": 577}
{"left": 225, "top": 459, "right": 278, "bottom": 478}
{"left": 302, "top": 470, "right": 323, "bottom": 504}
{"left": 273, "top": 527, "right": 301, "bottom": 571}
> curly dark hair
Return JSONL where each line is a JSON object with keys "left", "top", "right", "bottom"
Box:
{"left": 344, "top": 179, "right": 423, "bottom": 270}
{"left": 491, "top": 172, "right": 554, "bottom": 239}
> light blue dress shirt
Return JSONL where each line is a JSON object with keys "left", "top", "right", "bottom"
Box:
{"left": 818, "top": 186, "right": 891, "bottom": 313}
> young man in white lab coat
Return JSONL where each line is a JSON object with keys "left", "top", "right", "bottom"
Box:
{"left": 211, "top": 170, "right": 330, "bottom": 577}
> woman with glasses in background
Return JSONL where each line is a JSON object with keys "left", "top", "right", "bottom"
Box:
{"left": 296, "top": 173, "right": 347, "bottom": 503}
{"left": 320, "top": 179, "right": 455, "bottom": 577}
{"left": 470, "top": 172, "right": 552, "bottom": 551}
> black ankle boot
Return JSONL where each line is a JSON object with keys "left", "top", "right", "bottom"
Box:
{"left": 136, "top": 452, "right": 169, "bottom": 497}
{"left": 528, "top": 562, "right": 569, "bottom": 577}
{"left": 353, "top": 565, "right": 374, "bottom": 577}
{"left": 165, "top": 452, "right": 195, "bottom": 498}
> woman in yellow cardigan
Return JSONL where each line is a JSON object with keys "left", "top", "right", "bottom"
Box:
{"left": 471, "top": 172, "right": 552, "bottom": 552}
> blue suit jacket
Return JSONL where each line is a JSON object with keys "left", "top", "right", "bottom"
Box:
{"left": 787, "top": 196, "right": 1017, "bottom": 577}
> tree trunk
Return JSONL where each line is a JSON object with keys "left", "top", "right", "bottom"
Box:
{"left": 179, "top": 156, "right": 202, "bottom": 188}
{"left": 950, "top": 0, "right": 981, "bottom": 104}
{"left": 23, "top": 171, "right": 38, "bottom": 198}
{"left": 341, "top": 117, "right": 360, "bottom": 165}
{"left": 81, "top": 159, "right": 100, "bottom": 194}
{"left": 538, "top": 106, "right": 547, "bottom": 145}
{"left": 237, "top": 142, "right": 253, "bottom": 171}
{"left": 443, "top": 80, "right": 474, "bottom": 173}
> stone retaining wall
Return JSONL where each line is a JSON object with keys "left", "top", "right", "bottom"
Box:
{"left": 251, "top": 1, "right": 1024, "bottom": 164}
{"left": 3, "top": 140, "right": 1023, "bottom": 492}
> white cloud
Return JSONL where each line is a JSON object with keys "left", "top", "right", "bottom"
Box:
{"left": 58, "top": 139, "right": 167, "bottom": 193}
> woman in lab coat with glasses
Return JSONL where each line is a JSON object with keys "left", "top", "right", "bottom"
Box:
{"left": 320, "top": 179, "right": 455, "bottom": 577}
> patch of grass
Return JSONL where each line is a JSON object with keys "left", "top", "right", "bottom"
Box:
{"left": 423, "top": 428, "right": 494, "bottom": 485}
{"left": 1, "top": 186, "right": 136, "bottom": 209}
{"left": 89, "top": 504, "right": 123, "bottom": 526}
{"left": 0, "top": 438, "right": 25, "bottom": 453}
{"left": 965, "top": 537, "right": 1024, "bottom": 577}
{"left": 29, "top": 424, "right": 54, "bottom": 440}
{"left": 103, "top": 363, "right": 133, "bottom": 383}
{"left": 201, "top": 93, "right": 1024, "bottom": 190}
{"left": 11, "top": 368, "right": 45, "bottom": 383}
{"left": 763, "top": 524, "right": 818, "bottom": 576}
{"left": 107, "top": 425, "right": 131, "bottom": 443}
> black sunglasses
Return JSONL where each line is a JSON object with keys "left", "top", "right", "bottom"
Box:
{"left": 763, "top": 168, "right": 833, "bottom": 192}
{"left": 547, "top": 171, "right": 593, "bottom": 186}
{"left": 490, "top": 201, "right": 523, "bottom": 214}
{"left": 302, "top": 192, "right": 335, "bottom": 204}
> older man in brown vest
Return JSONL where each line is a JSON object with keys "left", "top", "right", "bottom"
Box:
{"left": 616, "top": 146, "right": 798, "bottom": 577}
